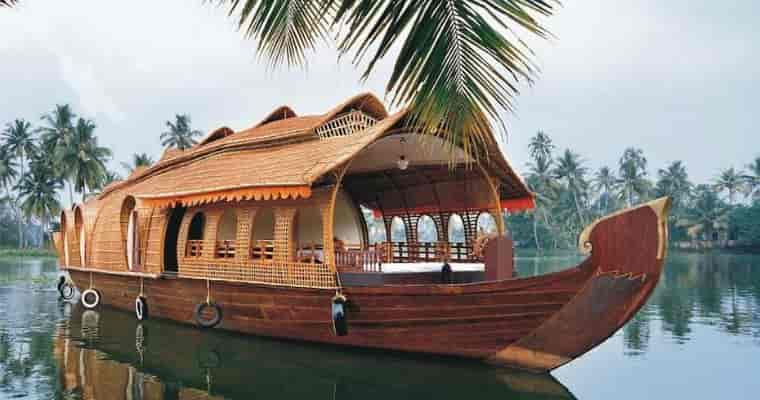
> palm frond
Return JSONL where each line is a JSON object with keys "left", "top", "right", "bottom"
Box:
{"left": 332, "top": 0, "right": 556, "bottom": 156}
{"left": 0, "top": 0, "right": 18, "bottom": 7}
{"left": 228, "top": 0, "right": 333, "bottom": 67}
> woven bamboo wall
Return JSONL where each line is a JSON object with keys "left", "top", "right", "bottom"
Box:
{"left": 67, "top": 208, "right": 82, "bottom": 267}
{"left": 90, "top": 192, "right": 129, "bottom": 271}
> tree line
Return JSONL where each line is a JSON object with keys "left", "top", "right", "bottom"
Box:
{"left": 0, "top": 105, "right": 202, "bottom": 248}
{"left": 506, "top": 131, "right": 760, "bottom": 250}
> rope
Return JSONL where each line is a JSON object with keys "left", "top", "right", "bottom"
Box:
{"left": 139, "top": 277, "right": 144, "bottom": 297}
{"left": 206, "top": 279, "right": 211, "bottom": 305}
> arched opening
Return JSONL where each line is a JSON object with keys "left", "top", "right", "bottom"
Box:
{"left": 448, "top": 214, "right": 465, "bottom": 243}
{"left": 215, "top": 210, "right": 238, "bottom": 258}
{"left": 163, "top": 205, "right": 186, "bottom": 273}
{"left": 361, "top": 206, "right": 386, "bottom": 244}
{"left": 417, "top": 215, "right": 437, "bottom": 243}
{"left": 185, "top": 212, "right": 206, "bottom": 257}
{"left": 295, "top": 206, "right": 323, "bottom": 263}
{"left": 60, "top": 211, "right": 69, "bottom": 266}
{"left": 390, "top": 217, "right": 406, "bottom": 242}
{"left": 74, "top": 207, "right": 85, "bottom": 266}
{"left": 121, "top": 196, "right": 140, "bottom": 270}
{"left": 477, "top": 212, "right": 497, "bottom": 237}
{"left": 250, "top": 208, "right": 274, "bottom": 261}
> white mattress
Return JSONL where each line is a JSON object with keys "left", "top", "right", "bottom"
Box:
{"left": 380, "top": 262, "right": 484, "bottom": 273}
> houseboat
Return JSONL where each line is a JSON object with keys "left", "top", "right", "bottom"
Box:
{"left": 52, "top": 93, "right": 671, "bottom": 372}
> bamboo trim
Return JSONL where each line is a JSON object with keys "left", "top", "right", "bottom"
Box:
{"left": 140, "top": 185, "right": 312, "bottom": 208}
{"left": 479, "top": 163, "right": 506, "bottom": 236}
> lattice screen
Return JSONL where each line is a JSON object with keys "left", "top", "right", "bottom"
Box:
{"left": 315, "top": 110, "right": 378, "bottom": 140}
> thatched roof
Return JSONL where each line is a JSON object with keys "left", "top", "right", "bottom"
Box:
{"left": 100, "top": 93, "right": 531, "bottom": 209}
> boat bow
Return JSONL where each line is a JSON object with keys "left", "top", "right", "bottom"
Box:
{"left": 487, "top": 197, "right": 671, "bottom": 371}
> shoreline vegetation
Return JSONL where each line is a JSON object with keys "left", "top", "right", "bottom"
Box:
{"left": 0, "top": 247, "right": 57, "bottom": 258}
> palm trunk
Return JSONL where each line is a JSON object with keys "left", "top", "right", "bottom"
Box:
{"left": 572, "top": 188, "right": 585, "bottom": 227}
{"left": 18, "top": 152, "right": 24, "bottom": 249}
{"left": 532, "top": 211, "right": 541, "bottom": 251}
{"left": 68, "top": 179, "right": 74, "bottom": 205}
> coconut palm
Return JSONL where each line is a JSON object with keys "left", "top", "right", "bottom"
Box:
{"left": 2, "top": 119, "right": 38, "bottom": 248}
{"left": 0, "top": 147, "right": 18, "bottom": 198}
{"left": 554, "top": 149, "right": 588, "bottom": 226}
{"left": 121, "top": 153, "right": 155, "bottom": 174}
{"left": 526, "top": 155, "right": 559, "bottom": 250}
{"left": 746, "top": 157, "right": 760, "bottom": 199}
{"left": 0, "top": 1, "right": 17, "bottom": 6}
{"left": 593, "top": 166, "right": 618, "bottom": 214}
{"left": 55, "top": 118, "right": 112, "bottom": 201}
{"left": 39, "top": 104, "right": 77, "bottom": 203}
{"left": 528, "top": 131, "right": 555, "bottom": 163}
{"left": 161, "top": 115, "right": 203, "bottom": 150}
{"left": 222, "top": 0, "right": 556, "bottom": 158}
{"left": 714, "top": 167, "right": 747, "bottom": 206}
{"left": 618, "top": 147, "right": 650, "bottom": 207}
{"left": 681, "top": 185, "right": 729, "bottom": 241}
{"left": 16, "top": 156, "right": 62, "bottom": 245}
{"left": 656, "top": 161, "right": 692, "bottom": 210}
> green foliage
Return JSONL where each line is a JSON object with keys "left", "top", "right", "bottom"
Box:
{"left": 730, "top": 201, "right": 760, "bottom": 245}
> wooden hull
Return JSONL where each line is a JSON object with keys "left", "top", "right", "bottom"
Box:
{"left": 66, "top": 198, "right": 670, "bottom": 372}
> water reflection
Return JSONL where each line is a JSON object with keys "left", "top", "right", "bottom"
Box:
{"left": 1, "top": 251, "right": 760, "bottom": 399}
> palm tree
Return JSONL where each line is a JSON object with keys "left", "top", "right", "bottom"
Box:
{"left": 16, "top": 156, "right": 62, "bottom": 246}
{"left": 714, "top": 167, "right": 747, "bottom": 206}
{"left": 554, "top": 149, "right": 588, "bottom": 226}
{"left": 526, "top": 151, "right": 559, "bottom": 250}
{"left": 55, "top": 118, "right": 112, "bottom": 201}
{"left": 121, "top": 153, "right": 155, "bottom": 174}
{"left": 0, "top": 147, "right": 18, "bottom": 244}
{"left": 746, "top": 157, "right": 760, "bottom": 199}
{"left": 656, "top": 161, "right": 692, "bottom": 209}
{"left": 224, "top": 0, "right": 557, "bottom": 158}
{"left": 593, "top": 166, "right": 618, "bottom": 214}
{"left": 2, "top": 119, "right": 37, "bottom": 248}
{"left": 160, "top": 115, "right": 203, "bottom": 150}
{"left": 681, "top": 185, "right": 728, "bottom": 242}
{"left": 528, "top": 131, "right": 555, "bottom": 164}
{"left": 39, "top": 104, "right": 77, "bottom": 203}
{"left": 618, "top": 147, "right": 650, "bottom": 207}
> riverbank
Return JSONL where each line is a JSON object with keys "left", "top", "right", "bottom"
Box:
{"left": 0, "top": 248, "right": 57, "bottom": 258}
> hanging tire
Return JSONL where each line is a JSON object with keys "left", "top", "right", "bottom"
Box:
{"left": 332, "top": 294, "right": 348, "bottom": 336}
{"left": 81, "top": 288, "right": 101, "bottom": 309}
{"left": 60, "top": 283, "right": 75, "bottom": 300}
{"left": 193, "top": 302, "right": 222, "bottom": 328}
{"left": 135, "top": 296, "right": 149, "bottom": 321}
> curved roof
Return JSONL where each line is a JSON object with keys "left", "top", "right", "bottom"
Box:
{"left": 255, "top": 105, "right": 297, "bottom": 127}
{"left": 100, "top": 93, "right": 531, "bottom": 208}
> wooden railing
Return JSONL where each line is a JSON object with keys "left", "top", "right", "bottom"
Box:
{"left": 336, "top": 246, "right": 382, "bottom": 272}
{"left": 178, "top": 261, "right": 337, "bottom": 289}
{"left": 186, "top": 240, "right": 203, "bottom": 257}
{"left": 250, "top": 240, "right": 274, "bottom": 260}
{"left": 215, "top": 240, "right": 236, "bottom": 258}
{"left": 296, "top": 242, "right": 324, "bottom": 264}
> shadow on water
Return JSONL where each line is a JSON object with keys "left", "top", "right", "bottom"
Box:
{"left": 2, "top": 251, "right": 760, "bottom": 399}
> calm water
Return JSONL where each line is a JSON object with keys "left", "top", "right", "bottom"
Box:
{"left": 1, "top": 251, "right": 759, "bottom": 400}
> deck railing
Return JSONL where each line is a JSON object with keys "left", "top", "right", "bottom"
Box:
{"left": 178, "top": 261, "right": 337, "bottom": 289}
{"left": 215, "top": 240, "right": 236, "bottom": 258}
{"left": 336, "top": 245, "right": 382, "bottom": 272}
{"left": 250, "top": 240, "right": 274, "bottom": 260}
{"left": 186, "top": 240, "right": 203, "bottom": 257}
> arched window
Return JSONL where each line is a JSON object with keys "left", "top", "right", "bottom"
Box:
{"left": 390, "top": 217, "right": 406, "bottom": 242}
{"left": 250, "top": 208, "right": 274, "bottom": 260}
{"left": 74, "top": 207, "right": 85, "bottom": 266}
{"left": 477, "top": 212, "right": 497, "bottom": 236}
{"left": 215, "top": 210, "right": 238, "bottom": 258}
{"left": 295, "top": 206, "right": 323, "bottom": 263}
{"left": 121, "top": 196, "right": 140, "bottom": 270}
{"left": 186, "top": 212, "right": 206, "bottom": 257}
{"left": 417, "top": 215, "right": 437, "bottom": 243}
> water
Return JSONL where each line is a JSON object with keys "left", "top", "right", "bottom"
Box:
{"left": 1, "top": 251, "right": 758, "bottom": 399}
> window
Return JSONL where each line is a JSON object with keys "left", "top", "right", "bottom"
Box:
{"left": 186, "top": 212, "right": 206, "bottom": 257}
{"left": 215, "top": 210, "right": 238, "bottom": 258}
{"left": 416, "top": 215, "right": 437, "bottom": 243}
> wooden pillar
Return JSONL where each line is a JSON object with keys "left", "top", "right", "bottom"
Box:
{"left": 273, "top": 208, "right": 297, "bottom": 262}
{"left": 478, "top": 164, "right": 505, "bottom": 236}
{"left": 235, "top": 208, "right": 253, "bottom": 262}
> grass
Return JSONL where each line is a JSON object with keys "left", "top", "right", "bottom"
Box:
{"left": 0, "top": 247, "right": 58, "bottom": 258}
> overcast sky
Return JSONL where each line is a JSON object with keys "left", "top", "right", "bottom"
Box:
{"left": 1, "top": 0, "right": 758, "bottom": 203}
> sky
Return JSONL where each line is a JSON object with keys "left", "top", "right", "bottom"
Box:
{"left": 1, "top": 0, "right": 758, "bottom": 206}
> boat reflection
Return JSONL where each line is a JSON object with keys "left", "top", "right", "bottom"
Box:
{"left": 54, "top": 305, "right": 576, "bottom": 400}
